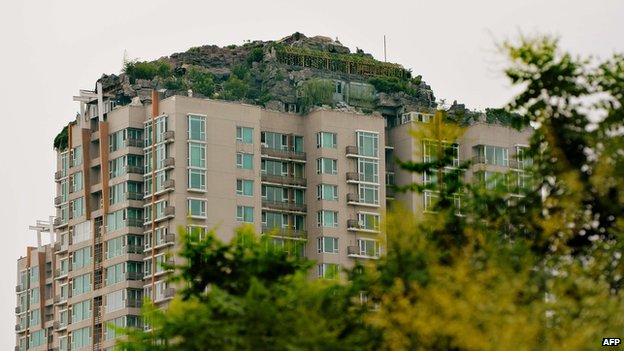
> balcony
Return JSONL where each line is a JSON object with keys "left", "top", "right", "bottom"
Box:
{"left": 163, "top": 206, "right": 175, "bottom": 217}
{"left": 15, "top": 285, "right": 25, "bottom": 293}
{"left": 124, "top": 165, "right": 143, "bottom": 175}
{"left": 262, "top": 200, "right": 307, "bottom": 213}
{"left": 126, "top": 298, "right": 142, "bottom": 308}
{"left": 15, "top": 306, "right": 21, "bottom": 314}
{"left": 261, "top": 227, "right": 307, "bottom": 239}
{"left": 124, "top": 138, "right": 143, "bottom": 148}
{"left": 346, "top": 193, "right": 358, "bottom": 203}
{"left": 124, "top": 191, "right": 144, "bottom": 201}
{"left": 163, "top": 130, "right": 175, "bottom": 142}
{"left": 164, "top": 287, "right": 176, "bottom": 299}
{"left": 54, "top": 196, "right": 64, "bottom": 206}
{"left": 125, "top": 271, "right": 143, "bottom": 281}
{"left": 347, "top": 246, "right": 359, "bottom": 256}
{"left": 261, "top": 174, "right": 306, "bottom": 187}
{"left": 346, "top": 172, "right": 360, "bottom": 183}
{"left": 145, "top": 234, "right": 176, "bottom": 251}
{"left": 124, "top": 245, "right": 143, "bottom": 254}
{"left": 163, "top": 157, "right": 175, "bottom": 168}
{"left": 54, "top": 170, "right": 64, "bottom": 181}
{"left": 53, "top": 217, "right": 68, "bottom": 228}
{"left": 347, "top": 219, "right": 359, "bottom": 230}
{"left": 163, "top": 179, "right": 175, "bottom": 191}
{"left": 261, "top": 146, "right": 306, "bottom": 162}
{"left": 345, "top": 145, "right": 359, "bottom": 157}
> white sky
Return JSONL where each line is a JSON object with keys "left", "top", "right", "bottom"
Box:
{"left": 0, "top": 0, "right": 622, "bottom": 342}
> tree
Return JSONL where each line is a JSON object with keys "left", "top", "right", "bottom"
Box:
{"left": 117, "top": 226, "right": 377, "bottom": 351}
{"left": 364, "top": 36, "right": 624, "bottom": 351}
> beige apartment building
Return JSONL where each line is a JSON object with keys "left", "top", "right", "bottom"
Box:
{"left": 15, "top": 92, "right": 530, "bottom": 351}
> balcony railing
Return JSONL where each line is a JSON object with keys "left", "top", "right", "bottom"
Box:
{"left": 163, "top": 179, "right": 175, "bottom": 191}
{"left": 124, "top": 165, "right": 144, "bottom": 175}
{"left": 345, "top": 145, "right": 359, "bottom": 156}
{"left": 15, "top": 285, "right": 25, "bottom": 293}
{"left": 346, "top": 172, "right": 359, "bottom": 182}
{"left": 262, "top": 200, "right": 307, "bottom": 213}
{"left": 124, "top": 245, "right": 143, "bottom": 254}
{"left": 346, "top": 193, "right": 358, "bottom": 203}
{"left": 54, "top": 196, "right": 64, "bottom": 206}
{"left": 164, "top": 287, "right": 176, "bottom": 298}
{"left": 124, "top": 192, "right": 143, "bottom": 201}
{"left": 261, "top": 146, "right": 306, "bottom": 161}
{"left": 125, "top": 272, "right": 143, "bottom": 281}
{"left": 54, "top": 170, "right": 64, "bottom": 181}
{"left": 260, "top": 174, "right": 307, "bottom": 187}
{"left": 347, "top": 219, "right": 359, "bottom": 229}
{"left": 163, "top": 206, "right": 175, "bottom": 217}
{"left": 163, "top": 157, "right": 175, "bottom": 168}
{"left": 15, "top": 306, "right": 21, "bottom": 314}
{"left": 347, "top": 246, "right": 359, "bottom": 256}
{"left": 261, "top": 227, "right": 307, "bottom": 239}
{"left": 163, "top": 130, "right": 175, "bottom": 141}
{"left": 126, "top": 298, "right": 142, "bottom": 308}
{"left": 124, "top": 138, "right": 143, "bottom": 148}
{"left": 126, "top": 218, "right": 144, "bottom": 228}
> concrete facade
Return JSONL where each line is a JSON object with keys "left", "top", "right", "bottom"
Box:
{"left": 15, "top": 95, "right": 530, "bottom": 351}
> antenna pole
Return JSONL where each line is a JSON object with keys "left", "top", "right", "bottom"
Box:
{"left": 383, "top": 35, "right": 387, "bottom": 62}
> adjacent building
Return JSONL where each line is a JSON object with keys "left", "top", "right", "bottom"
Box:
{"left": 15, "top": 90, "right": 531, "bottom": 350}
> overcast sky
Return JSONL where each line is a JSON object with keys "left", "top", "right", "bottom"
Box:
{"left": 1, "top": 0, "right": 622, "bottom": 343}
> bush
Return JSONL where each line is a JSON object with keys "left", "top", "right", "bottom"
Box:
{"left": 123, "top": 60, "right": 172, "bottom": 82}
{"left": 221, "top": 76, "right": 249, "bottom": 100}
{"left": 298, "top": 78, "right": 335, "bottom": 114}
{"left": 369, "top": 76, "right": 414, "bottom": 95}
{"left": 247, "top": 48, "right": 264, "bottom": 65}
{"left": 186, "top": 67, "right": 215, "bottom": 97}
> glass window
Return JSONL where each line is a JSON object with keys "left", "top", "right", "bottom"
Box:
{"left": 236, "top": 206, "right": 254, "bottom": 223}
{"left": 261, "top": 160, "right": 288, "bottom": 176}
{"left": 317, "top": 184, "right": 338, "bottom": 201}
{"left": 71, "top": 327, "right": 91, "bottom": 350}
{"left": 236, "top": 127, "right": 253, "bottom": 143}
{"left": 357, "top": 239, "right": 380, "bottom": 257}
{"left": 188, "top": 199, "right": 206, "bottom": 218}
{"left": 262, "top": 211, "right": 288, "bottom": 229}
{"left": 236, "top": 179, "right": 253, "bottom": 196}
{"left": 262, "top": 185, "right": 288, "bottom": 202}
{"left": 357, "top": 131, "right": 378, "bottom": 157}
{"left": 70, "top": 299, "right": 91, "bottom": 323}
{"left": 472, "top": 145, "right": 508, "bottom": 167}
{"left": 188, "top": 142, "right": 206, "bottom": 168}
{"left": 515, "top": 146, "right": 533, "bottom": 169}
{"left": 316, "top": 158, "right": 337, "bottom": 174}
{"left": 71, "top": 247, "right": 92, "bottom": 270}
{"left": 318, "top": 263, "right": 339, "bottom": 279}
{"left": 70, "top": 171, "right": 83, "bottom": 192}
{"left": 188, "top": 169, "right": 206, "bottom": 191}
{"left": 317, "top": 237, "right": 339, "bottom": 253}
{"left": 358, "top": 158, "right": 379, "bottom": 183}
{"left": 71, "top": 197, "right": 85, "bottom": 219}
{"left": 71, "top": 145, "right": 82, "bottom": 167}
{"left": 236, "top": 153, "right": 253, "bottom": 169}
{"left": 423, "top": 140, "right": 459, "bottom": 167}
{"left": 316, "top": 132, "right": 337, "bottom": 148}
{"left": 188, "top": 114, "right": 206, "bottom": 141}
{"left": 358, "top": 184, "right": 379, "bottom": 205}
{"left": 317, "top": 210, "right": 338, "bottom": 227}
{"left": 357, "top": 212, "right": 380, "bottom": 231}
{"left": 72, "top": 273, "right": 91, "bottom": 297}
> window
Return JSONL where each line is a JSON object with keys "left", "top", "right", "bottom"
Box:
{"left": 144, "top": 201, "right": 169, "bottom": 223}
{"left": 473, "top": 145, "right": 508, "bottom": 167}
{"left": 236, "top": 126, "right": 253, "bottom": 143}
{"left": 144, "top": 116, "right": 168, "bottom": 145}
{"left": 423, "top": 140, "right": 459, "bottom": 167}
{"left": 236, "top": 153, "right": 253, "bottom": 169}
{"left": 72, "top": 273, "right": 91, "bottom": 297}
{"left": 515, "top": 145, "right": 533, "bottom": 169}
{"left": 188, "top": 169, "right": 206, "bottom": 191}
{"left": 318, "top": 237, "right": 339, "bottom": 253}
{"left": 187, "top": 199, "right": 206, "bottom": 218}
{"left": 358, "top": 184, "right": 379, "bottom": 205}
{"left": 317, "top": 158, "right": 337, "bottom": 174}
{"left": 236, "top": 179, "right": 254, "bottom": 196}
{"left": 262, "top": 185, "right": 288, "bottom": 202}
{"left": 357, "top": 239, "right": 380, "bottom": 258}
{"left": 71, "top": 326, "right": 91, "bottom": 350}
{"left": 236, "top": 206, "right": 254, "bottom": 223}
{"left": 144, "top": 144, "right": 167, "bottom": 173}
{"left": 261, "top": 131, "right": 288, "bottom": 150}
{"left": 261, "top": 160, "right": 288, "bottom": 176}
{"left": 317, "top": 211, "right": 338, "bottom": 227}
{"left": 70, "top": 299, "right": 91, "bottom": 323}
{"left": 29, "top": 329, "right": 46, "bottom": 348}
{"left": 105, "top": 316, "right": 140, "bottom": 341}
{"left": 71, "top": 145, "right": 82, "bottom": 167}
{"left": 357, "top": 131, "right": 378, "bottom": 157}
{"left": 317, "top": 184, "right": 338, "bottom": 201}
{"left": 188, "top": 142, "right": 206, "bottom": 168}
{"left": 423, "top": 191, "right": 439, "bottom": 212}
{"left": 188, "top": 114, "right": 206, "bottom": 141}
{"left": 71, "top": 247, "right": 91, "bottom": 270}
{"left": 71, "top": 197, "right": 85, "bottom": 219}
{"left": 104, "top": 290, "right": 124, "bottom": 314}
{"left": 70, "top": 171, "right": 83, "bottom": 192}
{"left": 29, "top": 266, "right": 39, "bottom": 284}
{"left": 60, "top": 179, "right": 68, "bottom": 203}
{"left": 106, "top": 237, "right": 123, "bottom": 259}
{"left": 145, "top": 227, "right": 170, "bottom": 249}
{"left": 358, "top": 212, "right": 380, "bottom": 231}
{"left": 72, "top": 221, "right": 92, "bottom": 244}
{"left": 358, "top": 158, "right": 379, "bottom": 183}
{"left": 29, "top": 288, "right": 40, "bottom": 305}
{"left": 318, "top": 263, "right": 339, "bottom": 279}
{"left": 60, "top": 152, "right": 69, "bottom": 178}
{"left": 475, "top": 171, "right": 507, "bottom": 190}
{"left": 316, "top": 132, "right": 337, "bottom": 148}
{"left": 29, "top": 308, "right": 41, "bottom": 325}
{"left": 110, "top": 128, "right": 143, "bottom": 152}
{"left": 262, "top": 211, "right": 288, "bottom": 229}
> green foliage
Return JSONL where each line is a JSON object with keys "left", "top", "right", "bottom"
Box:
{"left": 53, "top": 125, "right": 68, "bottom": 150}
{"left": 298, "top": 78, "right": 335, "bottom": 114}
{"left": 246, "top": 47, "right": 264, "bottom": 65}
{"left": 369, "top": 76, "right": 414, "bottom": 95}
{"left": 123, "top": 59, "right": 172, "bottom": 82}
{"left": 220, "top": 76, "right": 250, "bottom": 100}
{"left": 186, "top": 67, "right": 215, "bottom": 97}
{"left": 117, "top": 226, "right": 377, "bottom": 350}
{"left": 230, "top": 64, "right": 251, "bottom": 81}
